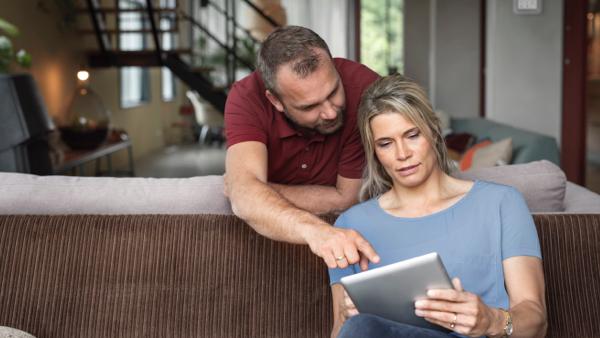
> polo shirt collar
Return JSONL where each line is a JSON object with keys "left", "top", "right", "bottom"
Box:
{"left": 274, "top": 110, "right": 298, "bottom": 139}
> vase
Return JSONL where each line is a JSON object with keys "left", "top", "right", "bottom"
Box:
{"left": 60, "top": 86, "right": 111, "bottom": 150}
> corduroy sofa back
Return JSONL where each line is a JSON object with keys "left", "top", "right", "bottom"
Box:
{"left": 0, "top": 214, "right": 598, "bottom": 338}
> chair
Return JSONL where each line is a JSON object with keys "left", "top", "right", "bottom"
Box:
{"left": 0, "top": 74, "right": 54, "bottom": 174}
{"left": 186, "top": 90, "right": 225, "bottom": 145}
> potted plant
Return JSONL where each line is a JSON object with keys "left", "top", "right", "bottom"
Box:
{"left": 0, "top": 18, "right": 31, "bottom": 73}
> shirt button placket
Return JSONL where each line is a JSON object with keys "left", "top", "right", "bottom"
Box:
{"left": 299, "top": 143, "right": 310, "bottom": 178}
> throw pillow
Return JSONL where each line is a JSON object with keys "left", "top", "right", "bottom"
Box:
{"left": 453, "top": 160, "right": 566, "bottom": 212}
{"left": 459, "top": 138, "right": 513, "bottom": 171}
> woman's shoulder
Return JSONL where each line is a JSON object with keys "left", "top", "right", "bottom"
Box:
{"left": 475, "top": 180, "right": 521, "bottom": 194}
{"left": 335, "top": 198, "right": 380, "bottom": 228}
{"left": 469, "top": 180, "right": 525, "bottom": 204}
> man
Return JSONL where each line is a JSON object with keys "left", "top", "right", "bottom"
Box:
{"left": 224, "top": 26, "right": 380, "bottom": 270}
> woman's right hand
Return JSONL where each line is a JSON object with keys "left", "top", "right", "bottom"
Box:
{"left": 341, "top": 290, "right": 359, "bottom": 320}
{"left": 331, "top": 284, "right": 359, "bottom": 338}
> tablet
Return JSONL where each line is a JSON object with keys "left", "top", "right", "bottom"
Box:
{"left": 340, "top": 252, "right": 453, "bottom": 332}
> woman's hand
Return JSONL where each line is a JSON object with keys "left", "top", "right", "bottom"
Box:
{"left": 331, "top": 284, "right": 360, "bottom": 338}
{"left": 341, "top": 290, "right": 359, "bottom": 320}
{"left": 414, "top": 278, "right": 504, "bottom": 337}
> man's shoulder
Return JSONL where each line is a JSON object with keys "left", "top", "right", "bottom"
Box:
{"left": 226, "top": 71, "right": 271, "bottom": 118}
{"left": 230, "top": 70, "right": 265, "bottom": 97}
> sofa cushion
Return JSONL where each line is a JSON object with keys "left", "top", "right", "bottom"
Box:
{"left": 0, "top": 173, "right": 233, "bottom": 215}
{"left": 459, "top": 140, "right": 492, "bottom": 170}
{"left": 453, "top": 160, "right": 566, "bottom": 212}
{"left": 459, "top": 138, "right": 513, "bottom": 171}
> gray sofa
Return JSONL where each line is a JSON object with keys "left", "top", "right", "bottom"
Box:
{"left": 0, "top": 161, "right": 600, "bottom": 338}
{"left": 0, "top": 160, "right": 598, "bottom": 215}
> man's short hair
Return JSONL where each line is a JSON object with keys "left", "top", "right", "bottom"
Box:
{"left": 257, "top": 26, "right": 332, "bottom": 96}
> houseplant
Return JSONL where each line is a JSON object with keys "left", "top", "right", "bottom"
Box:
{"left": 0, "top": 18, "right": 31, "bottom": 73}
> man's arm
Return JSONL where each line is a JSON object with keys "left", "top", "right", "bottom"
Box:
{"left": 269, "top": 176, "right": 361, "bottom": 215}
{"left": 225, "top": 141, "right": 379, "bottom": 268}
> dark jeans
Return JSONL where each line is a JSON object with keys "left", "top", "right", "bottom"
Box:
{"left": 338, "top": 314, "right": 456, "bottom": 338}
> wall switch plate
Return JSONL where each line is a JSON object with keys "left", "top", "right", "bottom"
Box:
{"left": 513, "top": 0, "right": 543, "bottom": 15}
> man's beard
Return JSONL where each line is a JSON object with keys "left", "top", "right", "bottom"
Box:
{"left": 283, "top": 107, "right": 345, "bottom": 135}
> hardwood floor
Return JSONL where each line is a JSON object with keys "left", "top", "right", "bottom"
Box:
{"left": 135, "top": 143, "right": 226, "bottom": 178}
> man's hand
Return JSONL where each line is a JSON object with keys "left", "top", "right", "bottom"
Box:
{"left": 304, "top": 224, "right": 380, "bottom": 269}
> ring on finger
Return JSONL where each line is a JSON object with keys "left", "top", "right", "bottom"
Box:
{"left": 335, "top": 255, "right": 346, "bottom": 261}
{"left": 450, "top": 313, "right": 457, "bottom": 329}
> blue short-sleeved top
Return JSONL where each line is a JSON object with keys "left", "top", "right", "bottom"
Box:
{"left": 328, "top": 180, "right": 542, "bottom": 309}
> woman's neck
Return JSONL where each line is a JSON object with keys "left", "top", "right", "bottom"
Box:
{"left": 380, "top": 170, "right": 472, "bottom": 217}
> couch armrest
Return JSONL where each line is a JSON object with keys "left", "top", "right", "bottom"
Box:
{"left": 564, "top": 182, "right": 600, "bottom": 213}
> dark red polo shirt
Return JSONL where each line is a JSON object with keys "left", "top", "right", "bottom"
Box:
{"left": 225, "top": 58, "right": 379, "bottom": 186}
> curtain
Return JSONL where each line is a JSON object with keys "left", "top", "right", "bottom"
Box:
{"left": 281, "top": 0, "right": 349, "bottom": 58}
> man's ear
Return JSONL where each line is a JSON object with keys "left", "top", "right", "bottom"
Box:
{"left": 265, "top": 90, "right": 285, "bottom": 112}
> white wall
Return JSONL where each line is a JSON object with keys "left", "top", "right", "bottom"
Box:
{"left": 486, "top": 0, "right": 563, "bottom": 142}
{"left": 434, "top": 0, "right": 480, "bottom": 118}
{"left": 404, "top": 0, "right": 480, "bottom": 118}
{"left": 404, "top": 0, "right": 432, "bottom": 92}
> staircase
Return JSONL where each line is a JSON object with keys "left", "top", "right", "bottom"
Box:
{"left": 79, "top": 0, "right": 280, "bottom": 112}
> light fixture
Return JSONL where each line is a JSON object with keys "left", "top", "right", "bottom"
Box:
{"left": 77, "top": 70, "right": 90, "bottom": 82}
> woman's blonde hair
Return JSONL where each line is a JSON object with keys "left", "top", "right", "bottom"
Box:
{"left": 357, "top": 74, "right": 454, "bottom": 201}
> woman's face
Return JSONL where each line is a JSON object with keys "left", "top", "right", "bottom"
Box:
{"left": 370, "top": 112, "right": 438, "bottom": 188}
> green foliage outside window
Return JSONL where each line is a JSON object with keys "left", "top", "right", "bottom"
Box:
{"left": 361, "top": 0, "right": 403, "bottom": 76}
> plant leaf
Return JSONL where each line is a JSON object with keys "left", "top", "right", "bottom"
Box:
{"left": 0, "top": 18, "right": 19, "bottom": 37}
{"left": 16, "top": 49, "right": 32, "bottom": 68}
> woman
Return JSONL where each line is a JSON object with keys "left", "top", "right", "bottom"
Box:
{"left": 328, "top": 74, "right": 547, "bottom": 338}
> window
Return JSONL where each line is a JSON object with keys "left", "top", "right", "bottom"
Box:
{"left": 361, "top": 0, "right": 404, "bottom": 75}
{"left": 160, "top": 0, "right": 177, "bottom": 102}
{"left": 119, "top": 0, "right": 151, "bottom": 108}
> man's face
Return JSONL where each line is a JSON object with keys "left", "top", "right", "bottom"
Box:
{"left": 266, "top": 52, "right": 346, "bottom": 135}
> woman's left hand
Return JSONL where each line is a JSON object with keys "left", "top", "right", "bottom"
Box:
{"left": 414, "top": 278, "right": 501, "bottom": 337}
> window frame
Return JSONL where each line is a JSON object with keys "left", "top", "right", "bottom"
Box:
{"left": 119, "top": 0, "right": 152, "bottom": 109}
